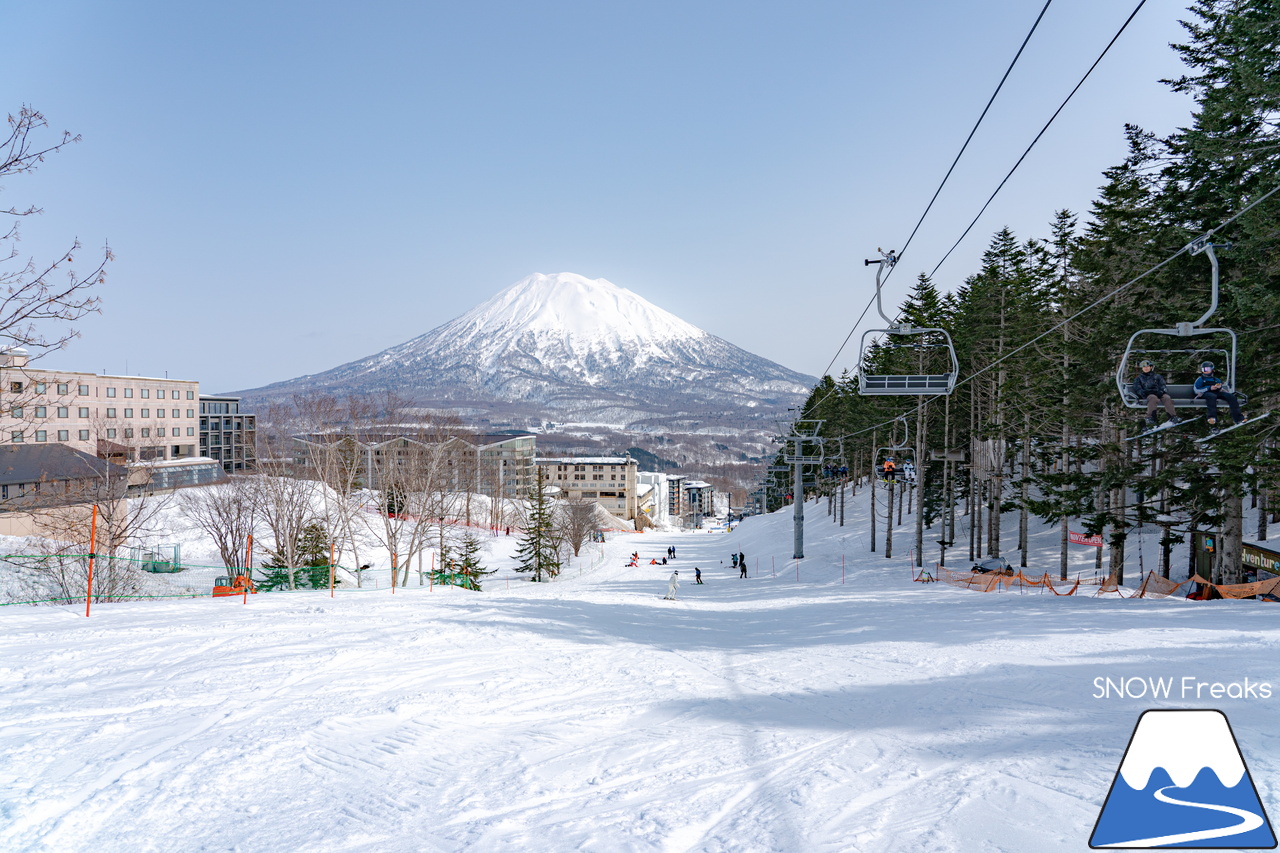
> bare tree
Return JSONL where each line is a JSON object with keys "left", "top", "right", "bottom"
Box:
{"left": 179, "top": 477, "right": 258, "bottom": 571}
{"left": 2, "top": 107, "right": 108, "bottom": 361}
{"left": 559, "top": 497, "right": 599, "bottom": 557}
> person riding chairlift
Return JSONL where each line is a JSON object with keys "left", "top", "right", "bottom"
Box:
{"left": 882, "top": 457, "right": 897, "bottom": 481}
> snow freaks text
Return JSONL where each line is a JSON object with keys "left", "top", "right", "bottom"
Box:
{"left": 1093, "top": 677, "right": 1273, "bottom": 701}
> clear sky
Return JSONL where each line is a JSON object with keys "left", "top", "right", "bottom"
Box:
{"left": 3, "top": 0, "right": 1195, "bottom": 394}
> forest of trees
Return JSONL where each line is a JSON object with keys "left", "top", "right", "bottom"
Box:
{"left": 774, "top": 0, "right": 1280, "bottom": 586}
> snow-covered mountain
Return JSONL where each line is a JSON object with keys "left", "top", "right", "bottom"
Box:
{"left": 238, "top": 272, "right": 816, "bottom": 427}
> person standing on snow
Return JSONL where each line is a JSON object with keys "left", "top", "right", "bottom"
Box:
{"left": 739, "top": 553, "right": 747, "bottom": 578}
{"left": 664, "top": 571, "right": 679, "bottom": 600}
{"left": 695, "top": 567, "right": 703, "bottom": 584}
{"left": 731, "top": 553, "right": 739, "bottom": 569}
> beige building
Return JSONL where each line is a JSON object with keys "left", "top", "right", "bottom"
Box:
{"left": 0, "top": 348, "right": 201, "bottom": 463}
{"left": 537, "top": 456, "right": 639, "bottom": 521}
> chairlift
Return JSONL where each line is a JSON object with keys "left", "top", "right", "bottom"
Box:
{"left": 858, "top": 249, "right": 959, "bottom": 395}
{"left": 875, "top": 417, "right": 915, "bottom": 482}
{"left": 1116, "top": 238, "right": 1246, "bottom": 409}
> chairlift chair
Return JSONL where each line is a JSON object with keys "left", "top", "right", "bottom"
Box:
{"left": 875, "top": 417, "right": 915, "bottom": 481}
{"left": 1116, "top": 238, "right": 1246, "bottom": 409}
{"left": 858, "top": 249, "right": 960, "bottom": 396}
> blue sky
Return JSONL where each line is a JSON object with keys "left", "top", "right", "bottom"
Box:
{"left": 3, "top": 0, "right": 1194, "bottom": 393}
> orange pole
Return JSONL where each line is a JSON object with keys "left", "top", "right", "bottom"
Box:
{"left": 244, "top": 534, "right": 252, "bottom": 604}
{"left": 85, "top": 504, "right": 98, "bottom": 617}
{"left": 330, "top": 542, "right": 335, "bottom": 598}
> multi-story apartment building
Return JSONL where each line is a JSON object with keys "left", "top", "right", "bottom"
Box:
{"left": 538, "top": 456, "right": 639, "bottom": 521}
{"left": 0, "top": 348, "right": 201, "bottom": 463}
{"left": 199, "top": 395, "right": 257, "bottom": 473}
{"left": 292, "top": 431, "right": 536, "bottom": 500}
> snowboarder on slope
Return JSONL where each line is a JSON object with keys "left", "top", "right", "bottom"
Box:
{"left": 1133, "top": 359, "right": 1179, "bottom": 427}
{"left": 695, "top": 567, "right": 703, "bottom": 584}
{"left": 739, "top": 553, "right": 747, "bottom": 578}
{"left": 664, "top": 571, "right": 679, "bottom": 600}
{"left": 1194, "top": 361, "right": 1244, "bottom": 433}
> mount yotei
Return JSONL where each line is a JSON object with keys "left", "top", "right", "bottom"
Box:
{"left": 239, "top": 273, "right": 817, "bottom": 429}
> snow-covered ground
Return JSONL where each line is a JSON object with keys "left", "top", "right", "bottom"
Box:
{"left": 3, "top": 486, "right": 1279, "bottom": 852}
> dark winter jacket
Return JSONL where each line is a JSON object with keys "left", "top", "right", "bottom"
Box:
{"left": 1132, "top": 370, "right": 1168, "bottom": 398}
{"left": 1194, "top": 373, "right": 1226, "bottom": 397}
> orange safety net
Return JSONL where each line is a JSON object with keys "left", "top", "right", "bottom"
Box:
{"left": 1134, "top": 571, "right": 1280, "bottom": 600}
{"left": 935, "top": 565, "right": 1105, "bottom": 595}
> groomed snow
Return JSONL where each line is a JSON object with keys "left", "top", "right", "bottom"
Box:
{"left": 3, "top": 489, "right": 1279, "bottom": 852}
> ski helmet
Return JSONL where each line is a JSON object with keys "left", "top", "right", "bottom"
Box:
{"left": 1138, "top": 359, "right": 1154, "bottom": 368}
{"left": 1201, "top": 361, "right": 1215, "bottom": 371}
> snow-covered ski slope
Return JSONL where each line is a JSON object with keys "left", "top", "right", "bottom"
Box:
{"left": 3, "top": 493, "right": 1279, "bottom": 852}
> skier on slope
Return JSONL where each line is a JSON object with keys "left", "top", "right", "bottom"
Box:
{"left": 664, "top": 571, "right": 679, "bottom": 600}
{"left": 1133, "top": 359, "right": 1180, "bottom": 428}
{"left": 1194, "top": 361, "right": 1245, "bottom": 434}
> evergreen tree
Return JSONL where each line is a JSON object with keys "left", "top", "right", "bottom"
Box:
{"left": 514, "top": 469, "right": 561, "bottom": 582}
{"left": 259, "top": 522, "right": 332, "bottom": 591}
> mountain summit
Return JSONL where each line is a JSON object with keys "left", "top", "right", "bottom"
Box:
{"left": 239, "top": 272, "right": 816, "bottom": 428}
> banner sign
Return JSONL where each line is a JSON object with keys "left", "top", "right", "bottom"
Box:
{"left": 1069, "top": 530, "right": 1103, "bottom": 547}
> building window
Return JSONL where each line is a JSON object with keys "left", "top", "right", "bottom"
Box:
{"left": 123, "top": 428, "right": 134, "bottom": 439}
{"left": 124, "top": 408, "right": 133, "bottom": 418}
{"left": 34, "top": 430, "right": 45, "bottom": 442}
{"left": 106, "top": 428, "right": 116, "bottom": 438}
{"left": 593, "top": 474, "right": 603, "bottom": 480}
{"left": 186, "top": 409, "right": 193, "bottom": 418}
{"left": 57, "top": 383, "right": 68, "bottom": 395}
{"left": 157, "top": 428, "right": 166, "bottom": 437}
{"left": 106, "top": 408, "right": 116, "bottom": 418}
{"left": 78, "top": 407, "right": 89, "bottom": 418}
{"left": 78, "top": 385, "right": 88, "bottom": 395}
{"left": 156, "top": 409, "right": 164, "bottom": 419}
{"left": 141, "top": 428, "right": 150, "bottom": 438}
{"left": 124, "top": 388, "right": 133, "bottom": 398}
{"left": 57, "top": 407, "right": 68, "bottom": 418}
{"left": 141, "top": 409, "right": 150, "bottom": 418}
{"left": 57, "top": 430, "right": 68, "bottom": 441}
{"left": 34, "top": 406, "right": 45, "bottom": 418}
{"left": 141, "top": 389, "right": 150, "bottom": 399}
{"left": 78, "top": 430, "right": 89, "bottom": 441}
{"left": 187, "top": 427, "right": 194, "bottom": 436}
{"left": 106, "top": 387, "right": 116, "bottom": 398}
{"left": 9, "top": 382, "right": 22, "bottom": 393}
{"left": 157, "top": 389, "right": 165, "bottom": 399}
{"left": 8, "top": 431, "right": 20, "bottom": 442}
{"left": 187, "top": 391, "right": 194, "bottom": 400}
{"left": 173, "top": 409, "right": 180, "bottom": 418}
{"left": 10, "top": 406, "right": 20, "bottom": 419}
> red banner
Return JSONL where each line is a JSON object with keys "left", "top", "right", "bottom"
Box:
{"left": 1069, "top": 530, "right": 1103, "bottom": 547}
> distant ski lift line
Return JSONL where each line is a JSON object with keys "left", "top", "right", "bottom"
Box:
{"left": 808, "top": 179, "right": 1280, "bottom": 445}
{"left": 810, "top": 0, "right": 1144, "bottom": 408}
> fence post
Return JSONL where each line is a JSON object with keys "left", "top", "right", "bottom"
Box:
{"left": 85, "top": 504, "right": 98, "bottom": 617}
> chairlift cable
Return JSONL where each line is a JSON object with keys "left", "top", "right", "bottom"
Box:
{"left": 888, "top": 0, "right": 1055, "bottom": 286}
{"left": 810, "top": 0, "right": 1056, "bottom": 396}
{"left": 928, "top": 0, "right": 1149, "bottom": 279}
